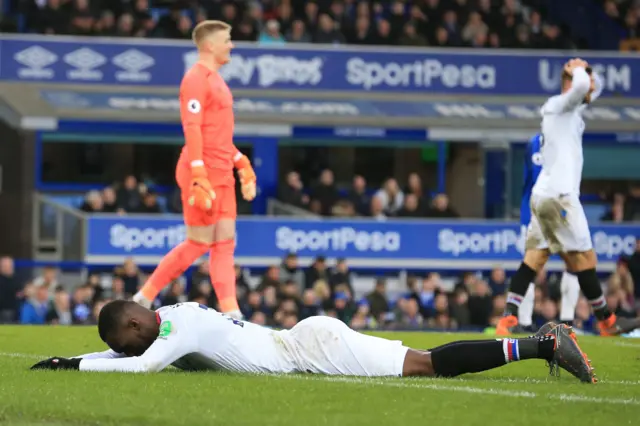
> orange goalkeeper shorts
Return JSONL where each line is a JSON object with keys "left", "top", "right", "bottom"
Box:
{"left": 175, "top": 163, "right": 237, "bottom": 227}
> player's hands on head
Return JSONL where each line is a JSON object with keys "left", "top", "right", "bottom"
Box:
{"left": 30, "top": 357, "right": 81, "bottom": 371}
{"left": 189, "top": 166, "right": 217, "bottom": 212}
{"left": 563, "top": 58, "right": 589, "bottom": 76}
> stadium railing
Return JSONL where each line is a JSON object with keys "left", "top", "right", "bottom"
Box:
{"left": 32, "top": 193, "right": 86, "bottom": 263}
{"left": 267, "top": 198, "right": 320, "bottom": 218}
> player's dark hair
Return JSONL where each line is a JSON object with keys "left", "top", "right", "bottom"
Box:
{"left": 97, "top": 300, "right": 132, "bottom": 342}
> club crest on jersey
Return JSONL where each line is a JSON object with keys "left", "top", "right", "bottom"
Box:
{"left": 159, "top": 320, "right": 173, "bottom": 338}
{"left": 187, "top": 99, "right": 201, "bottom": 113}
{"left": 532, "top": 152, "right": 543, "bottom": 166}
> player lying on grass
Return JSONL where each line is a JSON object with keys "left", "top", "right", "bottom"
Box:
{"left": 30, "top": 301, "right": 595, "bottom": 383}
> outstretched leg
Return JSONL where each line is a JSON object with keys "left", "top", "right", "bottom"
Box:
{"left": 403, "top": 323, "right": 595, "bottom": 383}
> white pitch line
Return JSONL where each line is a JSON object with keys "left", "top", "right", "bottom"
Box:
{"left": 275, "top": 374, "right": 640, "bottom": 406}
{"left": 3, "top": 352, "right": 639, "bottom": 405}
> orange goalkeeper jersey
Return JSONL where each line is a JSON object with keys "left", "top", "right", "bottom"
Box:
{"left": 178, "top": 62, "right": 238, "bottom": 173}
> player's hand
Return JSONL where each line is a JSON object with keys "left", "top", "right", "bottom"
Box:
{"left": 189, "top": 165, "right": 216, "bottom": 212}
{"left": 30, "top": 357, "right": 81, "bottom": 371}
{"left": 564, "top": 58, "right": 589, "bottom": 76}
{"left": 235, "top": 155, "right": 257, "bottom": 201}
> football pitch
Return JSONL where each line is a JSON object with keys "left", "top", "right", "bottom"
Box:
{"left": 0, "top": 327, "right": 638, "bottom": 426}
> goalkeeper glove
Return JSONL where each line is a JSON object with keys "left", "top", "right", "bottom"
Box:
{"left": 31, "top": 357, "right": 81, "bottom": 371}
{"left": 235, "top": 155, "right": 257, "bottom": 201}
{"left": 188, "top": 164, "right": 216, "bottom": 212}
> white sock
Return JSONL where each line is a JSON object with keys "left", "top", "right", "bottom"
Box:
{"left": 133, "top": 291, "right": 152, "bottom": 309}
{"left": 518, "top": 283, "right": 535, "bottom": 327}
{"left": 560, "top": 271, "right": 580, "bottom": 322}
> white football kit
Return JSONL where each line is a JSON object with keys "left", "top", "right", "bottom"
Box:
{"left": 527, "top": 67, "right": 603, "bottom": 254}
{"left": 75, "top": 303, "right": 409, "bottom": 377}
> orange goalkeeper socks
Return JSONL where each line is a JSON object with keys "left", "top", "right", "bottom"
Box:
{"left": 209, "top": 239, "right": 239, "bottom": 313}
{"left": 139, "top": 240, "right": 209, "bottom": 301}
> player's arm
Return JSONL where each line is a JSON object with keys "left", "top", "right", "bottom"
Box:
{"left": 73, "top": 349, "right": 126, "bottom": 360}
{"left": 587, "top": 71, "right": 604, "bottom": 104}
{"left": 232, "top": 147, "right": 257, "bottom": 201}
{"left": 31, "top": 315, "right": 198, "bottom": 373}
{"left": 181, "top": 70, "right": 216, "bottom": 210}
{"left": 551, "top": 59, "right": 592, "bottom": 112}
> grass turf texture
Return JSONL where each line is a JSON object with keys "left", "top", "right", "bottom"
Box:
{"left": 1, "top": 327, "right": 639, "bottom": 426}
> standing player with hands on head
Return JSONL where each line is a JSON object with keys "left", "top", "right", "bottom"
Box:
{"left": 133, "top": 21, "right": 256, "bottom": 320}
{"left": 512, "top": 133, "right": 581, "bottom": 333}
{"left": 497, "top": 58, "right": 640, "bottom": 336}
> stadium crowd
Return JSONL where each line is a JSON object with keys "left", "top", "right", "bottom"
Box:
{"left": 75, "top": 169, "right": 640, "bottom": 223}
{"left": 2, "top": 246, "right": 639, "bottom": 332}
{"left": 9, "top": 0, "right": 637, "bottom": 50}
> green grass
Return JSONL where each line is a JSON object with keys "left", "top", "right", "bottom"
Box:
{"left": 1, "top": 326, "right": 639, "bottom": 426}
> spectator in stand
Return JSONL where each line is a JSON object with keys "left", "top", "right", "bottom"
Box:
{"left": 397, "top": 194, "right": 422, "bottom": 217}
{"left": 20, "top": 285, "right": 50, "bottom": 325}
{"left": 279, "top": 171, "right": 309, "bottom": 209}
{"left": 46, "top": 287, "right": 72, "bottom": 325}
{"left": 116, "top": 175, "right": 142, "bottom": 212}
{"left": 258, "top": 265, "right": 281, "bottom": 292}
{"left": 405, "top": 173, "right": 428, "bottom": 215}
{"left": 601, "top": 192, "right": 628, "bottom": 222}
{"left": 137, "top": 190, "right": 162, "bottom": 213}
{"left": 467, "top": 279, "right": 493, "bottom": 328}
{"left": 101, "top": 187, "right": 119, "bottom": 213}
{"left": 259, "top": 19, "right": 286, "bottom": 44}
{"left": 33, "top": 266, "right": 58, "bottom": 292}
{"left": 69, "top": 0, "right": 94, "bottom": 35}
{"left": 305, "top": 256, "right": 328, "bottom": 289}
{"left": 574, "top": 297, "right": 597, "bottom": 333}
{"left": 0, "top": 256, "right": 21, "bottom": 323}
{"left": 286, "top": 19, "right": 311, "bottom": 42}
{"left": 299, "top": 289, "right": 320, "bottom": 320}
{"left": 115, "top": 258, "right": 142, "bottom": 296}
{"left": 313, "top": 13, "right": 346, "bottom": 44}
{"left": 279, "top": 253, "right": 305, "bottom": 292}
{"left": 450, "top": 287, "right": 471, "bottom": 328}
{"left": 426, "top": 194, "right": 459, "bottom": 218}
{"left": 330, "top": 258, "right": 353, "bottom": 295}
{"left": 375, "top": 178, "right": 404, "bottom": 217}
{"left": 94, "top": 10, "right": 116, "bottom": 36}
{"left": 366, "top": 278, "right": 390, "bottom": 322}
{"left": 81, "top": 190, "right": 104, "bottom": 213}
{"left": 71, "top": 285, "right": 93, "bottom": 324}
{"left": 375, "top": 19, "right": 394, "bottom": 45}
{"left": 276, "top": 1, "right": 294, "bottom": 35}
{"left": 346, "top": 175, "right": 370, "bottom": 217}
{"left": 40, "top": 0, "right": 69, "bottom": 35}
{"left": 462, "top": 11, "right": 488, "bottom": 45}
{"left": 370, "top": 195, "right": 387, "bottom": 221}
{"left": 398, "top": 297, "right": 424, "bottom": 329}
{"left": 311, "top": 169, "right": 339, "bottom": 216}
{"left": 398, "top": 21, "right": 428, "bottom": 46}
{"left": 488, "top": 266, "right": 508, "bottom": 295}
{"left": 625, "top": 184, "right": 640, "bottom": 220}
{"left": 349, "top": 15, "right": 375, "bottom": 44}
{"left": 162, "top": 280, "right": 186, "bottom": 306}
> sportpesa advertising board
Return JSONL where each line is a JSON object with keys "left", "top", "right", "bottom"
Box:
{"left": 0, "top": 35, "right": 638, "bottom": 97}
{"left": 84, "top": 216, "right": 639, "bottom": 271}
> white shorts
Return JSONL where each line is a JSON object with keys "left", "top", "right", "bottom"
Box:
{"left": 526, "top": 193, "right": 592, "bottom": 253}
{"left": 285, "top": 316, "right": 409, "bottom": 377}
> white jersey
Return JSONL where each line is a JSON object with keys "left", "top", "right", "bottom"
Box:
{"left": 77, "top": 303, "right": 298, "bottom": 374}
{"left": 74, "top": 303, "right": 409, "bottom": 377}
{"left": 532, "top": 67, "right": 603, "bottom": 197}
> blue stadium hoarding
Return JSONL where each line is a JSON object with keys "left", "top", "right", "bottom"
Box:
{"left": 0, "top": 34, "right": 638, "bottom": 96}
{"left": 85, "top": 216, "right": 639, "bottom": 272}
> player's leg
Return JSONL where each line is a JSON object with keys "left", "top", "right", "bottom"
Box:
{"left": 133, "top": 166, "right": 213, "bottom": 308}
{"left": 210, "top": 184, "right": 241, "bottom": 319}
{"left": 556, "top": 195, "right": 640, "bottom": 335}
{"left": 497, "top": 211, "right": 550, "bottom": 334}
{"left": 559, "top": 271, "right": 580, "bottom": 326}
{"left": 403, "top": 322, "right": 594, "bottom": 382}
{"left": 518, "top": 283, "right": 535, "bottom": 330}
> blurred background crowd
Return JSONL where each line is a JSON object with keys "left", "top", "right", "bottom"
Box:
{"left": 2, "top": 247, "right": 639, "bottom": 332}
{"left": 5, "top": 0, "right": 639, "bottom": 50}
{"left": 74, "top": 170, "right": 640, "bottom": 223}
